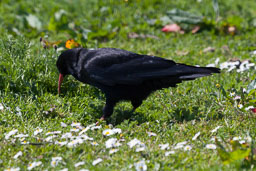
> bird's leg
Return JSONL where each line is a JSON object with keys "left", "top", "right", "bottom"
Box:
{"left": 102, "top": 99, "right": 116, "bottom": 118}
{"left": 131, "top": 100, "right": 142, "bottom": 112}
{"left": 96, "top": 99, "right": 116, "bottom": 125}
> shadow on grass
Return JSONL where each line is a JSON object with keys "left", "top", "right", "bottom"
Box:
{"left": 108, "top": 109, "right": 149, "bottom": 126}
{"left": 170, "top": 106, "right": 224, "bottom": 122}
{"left": 170, "top": 107, "right": 200, "bottom": 122}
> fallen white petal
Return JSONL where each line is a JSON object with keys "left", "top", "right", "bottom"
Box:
{"left": 61, "top": 122, "right": 67, "bottom": 127}
{"left": 90, "top": 125, "right": 102, "bottom": 130}
{"left": 46, "top": 131, "right": 61, "bottom": 135}
{"left": 159, "top": 143, "right": 169, "bottom": 150}
{"left": 71, "top": 122, "right": 81, "bottom": 127}
{"left": 14, "top": 134, "right": 29, "bottom": 138}
{"left": 206, "top": 144, "right": 217, "bottom": 149}
{"left": 136, "top": 146, "right": 146, "bottom": 152}
{"left": 192, "top": 132, "right": 200, "bottom": 141}
{"left": 75, "top": 161, "right": 85, "bottom": 167}
{"left": 13, "top": 151, "right": 22, "bottom": 159}
{"left": 147, "top": 132, "right": 157, "bottom": 137}
{"left": 211, "top": 126, "right": 222, "bottom": 133}
{"left": 109, "top": 148, "right": 119, "bottom": 154}
{"left": 4, "top": 167, "right": 20, "bottom": 171}
{"left": 5, "top": 129, "right": 18, "bottom": 139}
{"left": 34, "top": 128, "right": 43, "bottom": 136}
{"left": 0, "top": 103, "right": 4, "bottom": 110}
{"left": 134, "top": 160, "right": 147, "bottom": 171}
{"left": 28, "top": 161, "right": 42, "bottom": 170}
{"left": 127, "top": 138, "right": 142, "bottom": 148}
{"left": 165, "top": 151, "right": 175, "bottom": 156}
{"left": 92, "top": 158, "right": 102, "bottom": 166}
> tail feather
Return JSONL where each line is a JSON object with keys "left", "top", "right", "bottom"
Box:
{"left": 176, "top": 65, "right": 220, "bottom": 80}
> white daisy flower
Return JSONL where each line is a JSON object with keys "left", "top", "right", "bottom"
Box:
{"left": 79, "top": 127, "right": 90, "bottom": 135}
{"left": 61, "top": 132, "right": 73, "bottom": 139}
{"left": 230, "top": 92, "right": 235, "bottom": 97}
{"left": 70, "top": 128, "right": 80, "bottom": 132}
{"left": 13, "top": 151, "right": 22, "bottom": 159}
{"left": 0, "top": 103, "right": 4, "bottom": 110}
{"left": 112, "top": 128, "right": 122, "bottom": 134}
{"left": 14, "top": 134, "right": 28, "bottom": 138}
{"left": 79, "top": 135, "right": 93, "bottom": 141}
{"left": 51, "top": 157, "right": 62, "bottom": 167}
{"left": 79, "top": 169, "right": 89, "bottom": 171}
{"left": 184, "top": 145, "right": 192, "bottom": 151}
{"left": 56, "top": 141, "right": 68, "bottom": 146}
{"left": 147, "top": 132, "right": 157, "bottom": 137}
{"left": 5, "top": 129, "right": 18, "bottom": 139}
{"left": 234, "top": 96, "right": 241, "bottom": 100}
{"left": 60, "top": 168, "right": 68, "bottom": 171}
{"left": 21, "top": 140, "right": 29, "bottom": 144}
{"left": 159, "top": 143, "right": 169, "bottom": 150}
{"left": 74, "top": 161, "right": 85, "bottom": 167}
{"left": 238, "top": 104, "right": 243, "bottom": 109}
{"left": 233, "top": 136, "right": 242, "bottom": 141}
{"left": 174, "top": 141, "right": 187, "bottom": 149}
{"left": 90, "top": 125, "right": 102, "bottom": 130}
{"left": 239, "top": 140, "right": 245, "bottom": 144}
{"left": 109, "top": 148, "right": 119, "bottom": 154}
{"left": 34, "top": 128, "right": 43, "bottom": 136}
{"left": 67, "top": 138, "right": 84, "bottom": 148}
{"left": 46, "top": 131, "right": 61, "bottom": 135}
{"left": 16, "top": 107, "right": 22, "bottom": 117}
{"left": 245, "top": 106, "right": 254, "bottom": 111}
{"left": 91, "top": 141, "right": 99, "bottom": 146}
{"left": 206, "top": 144, "right": 217, "bottom": 149}
{"left": 28, "top": 161, "right": 42, "bottom": 170}
{"left": 102, "top": 128, "right": 122, "bottom": 136}
{"left": 105, "top": 138, "right": 121, "bottom": 148}
{"left": 136, "top": 146, "right": 146, "bottom": 152}
{"left": 102, "top": 129, "right": 114, "bottom": 136}
{"left": 127, "top": 138, "right": 143, "bottom": 148}
{"left": 4, "top": 167, "right": 20, "bottom": 171}
{"left": 211, "top": 126, "right": 222, "bottom": 133}
{"left": 60, "top": 122, "right": 67, "bottom": 127}
{"left": 165, "top": 151, "right": 175, "bottom": 156}
{"left": 45, "top": 135, "right": 57, "bottom": 142}
{"left": 92, "top": 158, "right": 102, "bottom": 166}
{"left": 245, "top": 135, "right": 252, "bottom": 143}
{"left": 192, "top": 132, "right": 200, "bottom": 141}
{"left": 134, "top": 160, "right": 147, "bottom": 171}
{"left": 71, "top": 122, "right": 81, "bottom": 127}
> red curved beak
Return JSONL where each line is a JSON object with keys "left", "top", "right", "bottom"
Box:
{"left": 58, "top": 73, "right": 64, "bottom": 95}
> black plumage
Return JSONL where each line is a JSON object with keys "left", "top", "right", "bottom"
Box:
{"left": 56, "top": 48, "right": 220, "bottom": 120}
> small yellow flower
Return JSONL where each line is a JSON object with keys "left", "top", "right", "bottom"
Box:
{"left": 120, "top": 133, "right": 123, "bottom": 137}
{"left": 65, "top": 39, "right": 79, "bottom": 49}
{"left": 216, "top": 84, "right": 220, "bottom": 88}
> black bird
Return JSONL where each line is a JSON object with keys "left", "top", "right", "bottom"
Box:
{"left": 57, "top": 48, "right": 220, "bottom": 121}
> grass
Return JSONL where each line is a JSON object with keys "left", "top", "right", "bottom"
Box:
{"left": 1, "top": 0, "right": 256, "bottom": 170}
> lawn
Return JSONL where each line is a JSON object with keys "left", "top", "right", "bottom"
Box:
{"left": 1, "top": 0, "right": 256, "bottom": 170}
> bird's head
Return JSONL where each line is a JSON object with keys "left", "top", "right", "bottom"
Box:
{"left": 56, "top": 48, "right": 83, "bottom": 94}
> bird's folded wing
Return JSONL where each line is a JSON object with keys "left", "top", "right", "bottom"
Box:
{"left": 86, "top": 55, "right": 214, "bottom": 86}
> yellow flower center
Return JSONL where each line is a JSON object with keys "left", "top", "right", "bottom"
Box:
{"left": 106, "top": 131, "right": 110, "bottom": 135}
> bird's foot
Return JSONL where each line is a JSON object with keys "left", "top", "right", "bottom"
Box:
{"left": 96, "top": 116, "right": 105, "bottom": 125}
